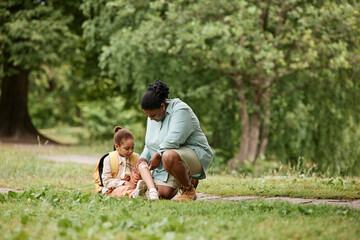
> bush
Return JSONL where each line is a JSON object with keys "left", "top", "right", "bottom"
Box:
{"left": 77, "top": 96, "right": 145, "bottom": 152}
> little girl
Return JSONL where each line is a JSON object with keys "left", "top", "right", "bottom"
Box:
{"left": 101, "top": 126, "right": 159, "bottom": 200}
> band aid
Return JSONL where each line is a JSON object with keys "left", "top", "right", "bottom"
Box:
{"left": 139, "top": 162, "right": 149, "bottom": 170}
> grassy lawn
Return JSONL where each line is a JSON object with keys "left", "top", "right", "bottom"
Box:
{"left": 200, "top": 175, "right": 360, "bottom": 199}
{"left": 1, "top": 188, "right": 359, "bottom": 240}
{"left": 0, "top": 146, "right": 94, "bottom": 191}
{"left": 0, "top": 144, "right": 359, "bottom": 239}
{"left": 1, "top": 145, "right": 359, "bottom": 199}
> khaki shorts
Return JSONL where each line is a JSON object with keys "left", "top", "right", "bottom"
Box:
{"left": 154, "top": 146, "right": 203, "bottom": 189}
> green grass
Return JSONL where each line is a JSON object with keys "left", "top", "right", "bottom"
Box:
{"left": 199, "top": 175, "right": 360, "bottom": 199}
{"left": 1, "top": 145, "right": 360, "bottom": 199}
{"left": 1, "top": 188, "right": 360, "bottom": 240}
{"left": 0, "top": 146, "right": 94, "bottom": 191}
{"left": 39, "top": 125, "right": 144, "bottom": 154}
{"left": 39, "top": 126, "right": 88, "bottom": 145}
{"left": 1, "top": 144, "right": 360, "bottom": 239}
{"left": 0, "top": 139, "right": 111, "bottom": 156}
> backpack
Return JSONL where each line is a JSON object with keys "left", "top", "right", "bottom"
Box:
{"left": 93, "top": 151, "right": 138, "bottom": 193}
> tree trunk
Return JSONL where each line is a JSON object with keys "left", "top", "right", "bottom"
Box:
{"left": 247, "top": 86, "right": 262, "bottom": 164}
{"left": 227, "top": 79, "right": 250, "bottom": 171}
{"left": 0, "top": 65, "right": 57, "bottom": 144}
{"left": 228, "top": 77, "right": 272, "bottom": 171}
{"left": 256, "top": 87, "right": 271, "bottom": 162}
{"left": 247, "top": 111, "right": 261, "bottom": 164}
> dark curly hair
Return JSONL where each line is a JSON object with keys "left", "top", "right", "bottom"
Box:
{"left": 141, "top": 80, "right": 170, "bottom": 110}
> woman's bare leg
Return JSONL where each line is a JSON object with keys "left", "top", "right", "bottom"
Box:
{"left": 162, "top": 150, "right": 191, "bottom": 187}
{"left": 157, "top": 185, "right": 178, "bottom": 199}
{"left": 162, "top": 150, "right": 197, "bottom": 201}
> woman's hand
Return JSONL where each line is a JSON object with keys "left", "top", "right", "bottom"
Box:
{"left": 148, "top": 153, "right": 161, "bottom": 170}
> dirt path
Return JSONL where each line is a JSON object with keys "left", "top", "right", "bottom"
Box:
{"left": 38, "top": 154, "right": 100, "bottom": 165}
{"left": 1, "top": 154, "right": 359, "bottom": 209}
{"left": 196, "top": 193, "right": 360, "bottom": 209}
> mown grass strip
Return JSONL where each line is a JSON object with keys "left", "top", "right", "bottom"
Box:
{"left": 199, "top": 175, "right": 360, "bottom": 199}
{"left": 0, "top": 147, "right": 93, "bottom": 192}
{"left": 1, "top": 146, "right": 360, "bottom": 199}
{"left": 0, "top": 188, "right": 359, "bottom": 240}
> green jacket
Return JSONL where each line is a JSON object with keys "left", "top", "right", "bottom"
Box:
{"left": 140, "top": 98, "right": 213, "bottom": 181}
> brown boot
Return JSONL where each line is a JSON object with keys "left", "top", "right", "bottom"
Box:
{"left": 190, "top": 178, "right": 199, "bottom": 189}
{"left": 176, "top": 185, "right": 197, "bottom": 201}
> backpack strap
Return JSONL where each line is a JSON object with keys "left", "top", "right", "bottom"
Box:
{"left": 93, "top": 153, "right": 109, "bottom": 193}
{"left": 109, "top": 151, "right": 138, "bottom": 178}
{"left": 109, "top": 151, "right": 119, "bottom": 178}
{"left": 129, "top": 153, "right": 138, "bottom": 166}
{"left": 94, "top": 151, "right": 137, "bottom": 193}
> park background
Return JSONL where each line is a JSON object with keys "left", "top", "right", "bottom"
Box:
{"left": 1, "top": 0, "right": 359, "bottom": 176}
{"left": 1, "top": 1, "right": 360, "bottom": 239}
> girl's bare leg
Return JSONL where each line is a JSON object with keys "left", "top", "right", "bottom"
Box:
{"left": 138, "top": 163, "right": 156, "bottom": 189}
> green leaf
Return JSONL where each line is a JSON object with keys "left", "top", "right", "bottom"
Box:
{"left": 297, "top": 206, "right": 313, "bottom": 215}
{"left": 0, "top": 194, "right": 6, "bottom": 203}
{"left": 327, "top": 178, "right": 335, "bottom": 185}
{"left": 8, "top": 191, "right": 18, "bottom": 199}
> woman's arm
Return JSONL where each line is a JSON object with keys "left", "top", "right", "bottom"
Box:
{"left": 148, "top": 152, "right": 161, "bottom": 170}
{"left": 139, "top": 145, "right": 151, "bottom": 163}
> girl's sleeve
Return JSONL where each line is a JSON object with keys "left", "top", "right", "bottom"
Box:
{"left": 101, "top": 155, "right": 125, "bottom": 189}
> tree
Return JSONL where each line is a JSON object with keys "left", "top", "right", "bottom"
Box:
{"left": 82, "top": 0, "right": 244, "bottom": 161}
{"left": 87, "top": 0, "right": 359, "bottom": 170}
{"left": 268, "top": 68, "right": 360, "bottom": 175}
{"left": 0, "top": 0, "right": 79, "bottom": 143}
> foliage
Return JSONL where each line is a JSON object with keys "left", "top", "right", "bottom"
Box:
{"left": 2, "top": 0, "right": 358, "bottom": 175}
{"left": 27, "top": 65, "right": 79, "bottom": 128}
{"left": 0, "top": 0, "right": 86, "bottom": 144}
{"left": 81, "top": 0, "right": 360, "bottom": 174}
{"left": 76, "top": 96, "right": 145, "bottom": 150}
{"left": 0, "top": 0, "right": 79, "bottom": 71}
{"left": 269, "top": 70, "right": 360, "bottom": 175}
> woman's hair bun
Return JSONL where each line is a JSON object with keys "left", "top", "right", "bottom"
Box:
{"left": 147, "top": 80, "right": 169, "bottom": 100}
{"left": 114, "top": 126, "right": 123, "bottom": 133}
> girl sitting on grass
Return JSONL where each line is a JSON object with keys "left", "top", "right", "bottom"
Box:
{"left": 101, "top": 126, "right": 159, "bottom": 200}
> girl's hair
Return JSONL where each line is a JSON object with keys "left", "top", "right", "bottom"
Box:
{"left": 140, "top": 80, "right": 169, "bottom": 110}
{"left": 113, "top": 126, "right": 134, "bottom": 146}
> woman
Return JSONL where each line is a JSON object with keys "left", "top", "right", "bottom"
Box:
{"left": 139, "top": 80, "right": 213, "bottom": 201}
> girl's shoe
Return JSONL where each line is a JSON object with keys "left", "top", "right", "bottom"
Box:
{"left": 132, "top": 180, "right": 147, "bottom": 198}
{"left": 148, "top": 189, "right": 160, "bottom": 200}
